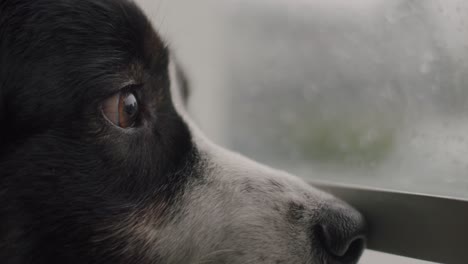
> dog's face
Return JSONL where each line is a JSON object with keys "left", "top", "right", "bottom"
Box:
{"left": 0, "top": 0, "right": 366, "bottom": 263}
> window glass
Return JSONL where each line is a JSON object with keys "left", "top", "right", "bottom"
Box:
{"left": 154, "top": 0, "right": 468, "bottom": 199}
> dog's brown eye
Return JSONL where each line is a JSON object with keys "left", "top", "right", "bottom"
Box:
{"left": 102, "top": 91, "right": 139, "bottom": 128}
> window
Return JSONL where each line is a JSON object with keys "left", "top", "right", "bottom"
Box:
{"left": 144, "top": 0, "right": 468, "bottom": 263}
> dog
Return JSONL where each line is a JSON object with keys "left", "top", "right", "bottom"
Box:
{"left": 0, "top": 0, "right": 366, "bottom": 263}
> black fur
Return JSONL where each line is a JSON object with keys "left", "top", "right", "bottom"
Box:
{"left": 0, "top": 0, "right": 196, "bottom": 263}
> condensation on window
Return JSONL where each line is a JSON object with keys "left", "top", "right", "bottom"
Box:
{"left": 154, "top": 0, "right": 468, "bottom": 199}
{"left": 220, "top": 0, "right": 468, "bottom": 199}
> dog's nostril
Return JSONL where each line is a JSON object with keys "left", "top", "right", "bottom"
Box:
{"left": 315, "top": 204, "right": 367, "bottom": 264}
{"left": 316, "top": 225, "right": 366, "bottom": 263}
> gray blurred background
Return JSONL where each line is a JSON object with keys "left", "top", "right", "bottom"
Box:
{"left": 136, "top": 0, "right": 467, "bottom": 262}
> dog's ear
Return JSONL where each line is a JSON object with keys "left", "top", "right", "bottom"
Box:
{"left": 171, "top": 57, "right": 191, "bottom": 106}
{"left": 175, "top": 62, "right": 190, "bottom": 106}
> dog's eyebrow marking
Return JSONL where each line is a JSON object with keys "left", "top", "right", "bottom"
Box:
{"left": 120, "top": 80, "right": 138, "bottom": 89}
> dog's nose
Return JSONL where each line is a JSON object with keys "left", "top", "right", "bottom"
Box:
{"left": 314, "top": 202, "right": 366, "bottom": 264}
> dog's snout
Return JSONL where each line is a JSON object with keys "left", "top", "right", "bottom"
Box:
{"left": 314, "top": 203, "right": 366, "bottom": 264}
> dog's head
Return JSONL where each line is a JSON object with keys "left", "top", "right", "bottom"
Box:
{"left": 0, "top": 0, "right": 366, "bottom": 263}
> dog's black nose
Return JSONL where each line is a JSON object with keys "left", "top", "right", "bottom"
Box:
{"left": 315, "top": 203, "right": 367, "bottom": 264}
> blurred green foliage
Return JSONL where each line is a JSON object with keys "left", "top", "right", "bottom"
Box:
{"left": 292, "top": 117, "right": 397, "bottom": 163}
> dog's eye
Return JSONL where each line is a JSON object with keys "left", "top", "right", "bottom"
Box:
{"left": 102, "top": 91, "right": 139, "bottom": 128}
